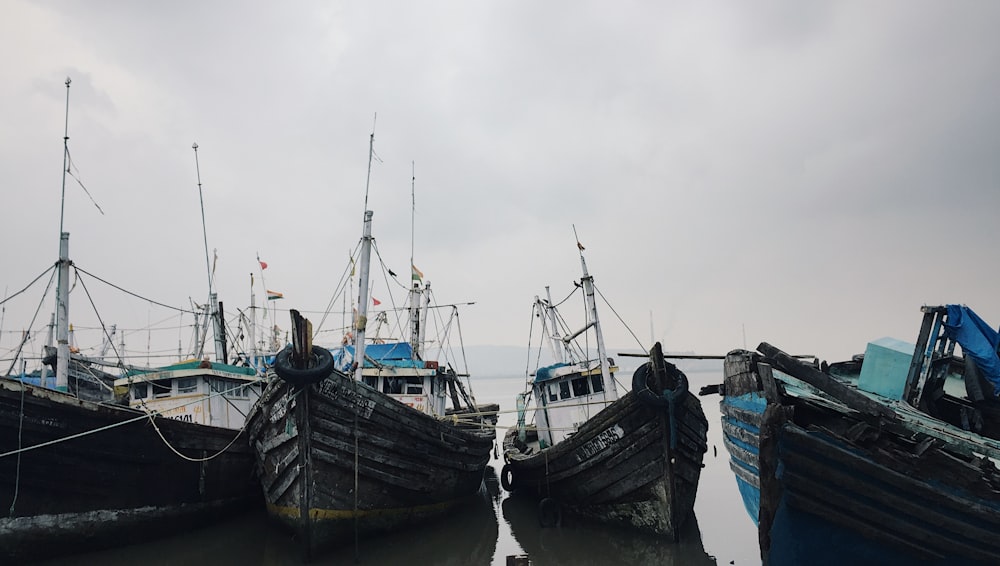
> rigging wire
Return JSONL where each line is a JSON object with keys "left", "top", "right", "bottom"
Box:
{"left": 594, "top": 283, "right": 646, "bottom": 352}
{"left": 64, "top": 147, "right": 105, "bottom": 215}
{"left": 3, "top": 270, "right": 56, "bottom": 377}
{"left": 315, "top": 240, "right": 362, "bottom": 336}
{"left": 74, "top": 268, "right": 128, "bottom": 374}
{"left": 0, "top": 265, "right": 57, "bottom": 308}
{"left": 73, "top": 266, "right": 197, "bottom": 314}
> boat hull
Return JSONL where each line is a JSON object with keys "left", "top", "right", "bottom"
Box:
{"left": 501, "top": 388, "right": 708, "bottom": 538}
{"left": 0, "top": 378, "right": 259, "bottom": 562}
{"left": 246, "top": 370, "right": 496, "bottom": 558}
{"left": 721, "top": 349, "right": 1000, "bottom": 565}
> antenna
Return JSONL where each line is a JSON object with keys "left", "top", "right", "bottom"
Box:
{"left": 410, "top": 161, "right": 415, "bottom": 287}
{"left": 192, "top": 143, "right": 212, "bottom": 295}
{"left": 59, "top": 77, "right": 71, "bottom": 237}
{"left": 192, "top": 143, "right": 222, "bottom": 360}
{"left": 363, "top": 113, "right": 377, "bottom": 214}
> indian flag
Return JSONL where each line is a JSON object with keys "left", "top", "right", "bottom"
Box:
{"left": 266, "top": 290, "right": 284, "bottom": 301}
{"left": 411, "top": 264, "right": 424, "bottom": 282}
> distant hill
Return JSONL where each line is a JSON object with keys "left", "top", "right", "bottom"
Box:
{"left": 455, "top": 345, "right": 723, "bottom": 379}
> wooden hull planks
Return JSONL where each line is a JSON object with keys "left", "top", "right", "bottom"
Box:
{"left": 0, "top": 378, "right": 259, "bottom": 562}
{"left": 501, "top": 388, "right": 708, "bottom": 539}
{"left": 720, "top": 347, "right": 1000, "bottom": 565}
{"left": 246, "top": 369, "right": 496, "bottom": 558}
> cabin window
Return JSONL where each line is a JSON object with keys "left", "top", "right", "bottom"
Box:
{"left": 133, "top": 382, "right": 148, "bottom": 400}
{"left": 383, "top": 377, "right": 404, "bottom": 395}
{"left": 152, "top": 379, "right": 172, "bottom": 398}
{"left": 406, "top": 377, "right": 423, "bottom": 394}
{"left": 591, "top": 374, "right": 604, "bottom": 393}
{"left": 548, "top": 383, "right": 558, "bottom": 403}
{"left": 362, "top": 375, "right": 378, "bottom": 389}
{"left": 233, "top": 383, "right": 250, "bottom": 399}
{"left": 177, "top": 377, "right": 197, "bottom": 394}
{"left": 572, "top": 377, "right": 590, "bottom": 397}
{"left": 559, "top": 381, "right": 571, "bottom": 400}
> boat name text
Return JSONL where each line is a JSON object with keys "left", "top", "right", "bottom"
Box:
{"left": 577, "top": 424, "right": 625, "bottom": 461}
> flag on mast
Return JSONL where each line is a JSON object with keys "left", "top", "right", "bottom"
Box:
{"left": 266, "top": 290, "right": 283, "bottom": 300}
{"left": 411, "top": 264, "right": 423, "bottom": 282}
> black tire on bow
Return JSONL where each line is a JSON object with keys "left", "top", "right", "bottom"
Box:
{"left": 500, "top": 464, "right": 517, "bottom": 492}
{"left": 633, "top": 362, "right": 688, "bottom": 407}
{"left": 538, "top": 497, "right": 562, "bottom": 528}
{"left": 273, "top": 345, "right": 335, "bottom": 386}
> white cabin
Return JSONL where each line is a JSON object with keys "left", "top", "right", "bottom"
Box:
{"left": 531, "top": 358, "right": 618, "bottom": 447}
{"left": 114, "top": 362, "right": 262, "bottom": 429}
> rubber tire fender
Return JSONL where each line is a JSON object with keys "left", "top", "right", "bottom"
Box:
{"left": 538, "top": 497, "right": 562, "bottom": 528}
{"left": 633, "top": 362, "right": 688, "bottom": 407}
{"left": 500, "top": 464, "right": 517, "bottom": 492}
{"left": 273, "top": 345, "right": 335, "bottom": 386}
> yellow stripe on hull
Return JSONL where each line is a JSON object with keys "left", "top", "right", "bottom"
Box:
{"left": 266, "top": 497, "right": 464, "bottom": 521}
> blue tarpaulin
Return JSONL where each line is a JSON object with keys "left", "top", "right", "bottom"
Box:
{"left": 535, "top": 362, "right": 569, "bottom": 383}
{"left": 331, "top": 342, "right": 424, "bottom": 372}
{"left": 944, "top": 304, "right": 1000, "bottom": 397}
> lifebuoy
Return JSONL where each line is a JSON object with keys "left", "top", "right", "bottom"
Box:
{"left": 633, "top": 362, "right": 688, "bottom": 407}
{"left": 273, "top": 345, "right": 335, "bottom": 386}
{"left": 538, "top": 497, "right": 561, "bottom": 528}
{"left": 500, "top": 464, "right": 517, "bottom": 492}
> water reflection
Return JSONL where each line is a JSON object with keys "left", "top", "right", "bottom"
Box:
{"left": 501, "top": 493, "right": 717, "bottom": 566}
{"left": 292, "top": 470, "right": 500, "bottom": 565}
{"left": 40, "top": 469, "right": 501, "bottom": 566}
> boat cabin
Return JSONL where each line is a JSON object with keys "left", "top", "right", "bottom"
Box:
{"left": 113, "top": 360, "right": 262, "bottom": 429}
{"left": 333, "top": 342, "right": 449, "bottom": 417}
{"left": 531, "top": 358, "right": 618, "bottom": 447}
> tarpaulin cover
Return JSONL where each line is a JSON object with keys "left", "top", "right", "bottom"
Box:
{"left": 332, "top": 342, "right": 424, "bottom": 371}
{"left": 944, "top": 304, "right": 1000, "bottom": 397}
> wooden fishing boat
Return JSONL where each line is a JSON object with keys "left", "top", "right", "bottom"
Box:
{"left": 0, "top": 80, "right": 262, "bottom": 562}
{"left": 500, "top": 245, "right": 708, "bottom": 538}
{"left": 713, "top": 305, "right": 1000, "bottom": 565}
{"left": 246, "top": 209, "right": 497, "bottom": 558}
{"left": 0, "top": 373, "right": 259, "bottom": 562}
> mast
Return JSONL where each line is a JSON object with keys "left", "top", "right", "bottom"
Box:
{"left": 543, "top": 286, "right": 567, "bottom": 363}
{"left": 40, "top": 313, "right": 55, "bottom": 388}
{"left": 407, "top": 161, "right": 423, "bottom": 357}
{"left": 249, "top": 274, "right": 257, "bottom": 369}
{"left": 55, "top": 78, "right": 72, "bottom": 391}
{"left": 408, "top": 283, "right": 421, "bottom": 356}
{"left": 353, "top": 210, "right": 374, "bottom": 382}
{"left": 192, "top": 143, "right": 224, "bottom": 361}
{"left": 418, "top": 281, "right": 431, "bottom": 356}
{"left": 577, "top": 239, "right": 617, "bottom": 399}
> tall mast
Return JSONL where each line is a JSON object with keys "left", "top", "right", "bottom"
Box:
{"left": 55, "top": 78, "right": 72, "bottom": 391}
{"left": 576, "top": 232, "right": 616, "bottom": 399}
{"left": 249, "top": 273, "right": 257, "bottom": 369}
{"left": 408, "top": 162, "right": 420, "bottom": 355}
{"left": 192, "top": 143, "right": 223, "bottom": 361}
{"left": 353, "top": 210, "right": 374, "bottom": 382}
{"left": 543, "top": 286, "right": 566, "bottom": 363}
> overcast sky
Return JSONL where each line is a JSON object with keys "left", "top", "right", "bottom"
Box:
{"left": 2, "top": 1, "right": 999, "bottom": 369}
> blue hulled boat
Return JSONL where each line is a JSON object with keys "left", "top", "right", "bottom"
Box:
{"left": 712, "top": 305, "right": 1000, "bottom": 565}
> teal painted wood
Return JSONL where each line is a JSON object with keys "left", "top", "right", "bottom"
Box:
{"left": 857, "top": 337, "right": 913, "bottom": 400}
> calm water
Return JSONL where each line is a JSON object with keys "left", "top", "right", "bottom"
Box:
{"left": 40, "top": 371, "right": 761, "bottom": 565}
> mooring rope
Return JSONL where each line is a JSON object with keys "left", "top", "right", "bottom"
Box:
{"left": 0, "top": 379, "right": 253, "bottom": 460}
{"left": 0, "top": 407, "right": 151, "bottom": 459}
{"left": 142, "top": 410, "right": 247, "bottom": 463}
{"left": 8, "top": 381, "right": 25, "bottom": 516}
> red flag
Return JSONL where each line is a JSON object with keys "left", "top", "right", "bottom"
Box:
{"left": 372, "top": 297, "right": 381, "bottom": 306}
{"left": 259, "top": 260, "right": 268, "bottom": 270}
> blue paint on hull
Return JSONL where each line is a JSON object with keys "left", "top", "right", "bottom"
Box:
{"left": 720, "top": 391, "right": 766, "bottom": 525}
{"left": 734, "top": 475, "right": 760, "bottom": 526}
